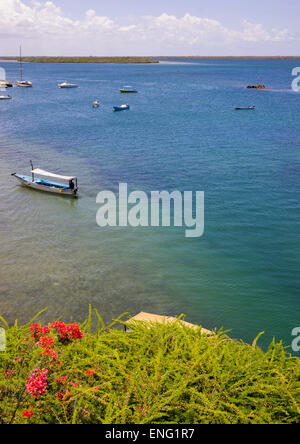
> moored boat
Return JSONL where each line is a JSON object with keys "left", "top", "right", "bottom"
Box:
{"left": 58, "top": 82, "right": 78, "bottom": 88}
{"left": 11, "top": 162, "right": 79, "bottom": 197}
{"left": 15, "top": 80, "right": 33, "bottom": 88}
{"left": 113, "top": 104, "right": 130, "bottom": 111}
{"left": 246, "top": 84, "right": 266, "bottom": 89}
{"left": 120, "top": 86, "right": 137, "bottom": 93}
{"left": 235, "top": 105, "right": 255, "bottom": 110}
{"left": 0, "top": 81, "right": 13, "bottom": 88}
{"left": 0, "top": 95, "right": 12, "bottom": 100}
{"left": 16, "top": 46, "right": 33, "bottom": 87}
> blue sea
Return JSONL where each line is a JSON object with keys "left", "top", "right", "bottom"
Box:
{"left": 0, "top": 59, "right": 299, "bottom": 352}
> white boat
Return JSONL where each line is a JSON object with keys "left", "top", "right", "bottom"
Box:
{"left": 12, "top": 163, "right": 79, "bottom": 197}
{"left": 93, "top": 100, "right": 100, "bottom": 108}
{"left": 113, "top": 104, "right": 130, "bottom": 112}
{"left": 0, "top": 95, "right": 12, "bottom": 100}
{"left": 58, "top": 82, "right": 78, "bottom": 89}
{"left": 16, "top": 80, "right": 33, "bottom": 88}
{"left": 15, "top": 46, "right": 33, "bottom": 88}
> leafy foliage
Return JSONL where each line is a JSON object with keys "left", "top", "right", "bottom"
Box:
{"left": 0, "top": 308, "right": 299, "bottom": 424}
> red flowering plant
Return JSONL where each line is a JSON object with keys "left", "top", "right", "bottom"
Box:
{"left": 26, "top": 369, "right": 48, "bottom": 399}
{"left": 0, "top": 309, "right": 142, "bottom": 424}
{"left": 0, "top": 314, "right": 88, "bottom": 424}
{"left": 36, "top": 335, "right": 54, "bottom": 349}
{"left": 30, "top": 324, "right": 50, "bottom": 341}
{"left": 22, "top": 408, "right": 35, "bottom": 421}
{"left": 50, "top": 322, "right": 84, "bottom": 344}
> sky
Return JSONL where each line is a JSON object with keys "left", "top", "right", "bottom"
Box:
{"left": 0, "top": 0, "right": 299, "bottom": 56}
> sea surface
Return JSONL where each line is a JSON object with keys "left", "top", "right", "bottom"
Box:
{"left": 0, "top": 59, "right": 299, "bottom": 352}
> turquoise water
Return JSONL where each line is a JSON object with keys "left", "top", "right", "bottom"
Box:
{"left": 0, "top": 59, "right": 299, "bottom": 352}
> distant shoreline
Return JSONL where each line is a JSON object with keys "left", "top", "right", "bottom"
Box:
{"left": 1, "top": 56, "right": 300, "bottom": 64}
{"left": 0, "top": 57, "right": 159, "bottom": 64}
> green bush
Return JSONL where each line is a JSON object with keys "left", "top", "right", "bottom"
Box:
{"left": 0, "top": 308, "right": 299, "bottom": 424}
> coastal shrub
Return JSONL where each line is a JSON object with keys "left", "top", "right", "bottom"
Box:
{"left": 0, "top": 308, "right": 299, "bottom": 424}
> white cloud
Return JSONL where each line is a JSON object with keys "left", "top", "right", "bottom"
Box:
{"left": 240, "top": 20, "right": 295, "bottom": 43}
{"left": 0, "top": 1, "right": 298, "bottom": 55}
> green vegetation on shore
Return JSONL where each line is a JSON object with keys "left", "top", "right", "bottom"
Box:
{"left": 0, "top": 56, "right": 159, "bottom": 64}
{"left": 0, "top": 308, "right": 299, "bottom": 424}
{"left": 1, "top": 56, "right": 300, "bottom": 64}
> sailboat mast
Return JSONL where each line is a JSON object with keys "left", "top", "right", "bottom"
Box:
{"left": 19, "top": 45, "right": 23, "bottom": 81}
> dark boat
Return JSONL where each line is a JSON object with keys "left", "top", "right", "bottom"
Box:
{"left": 120, "top": 86, "right": 137, "bottom": 93}
{"left": 246, "top": 84, "right": 266, "bottom": 89}
{"left": 235, "top": 105, "right": 255, "bottom": 110}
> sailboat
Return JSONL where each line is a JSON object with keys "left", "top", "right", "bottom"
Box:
{"left": 15, "top": 46, "right": 33, "bottom": 88}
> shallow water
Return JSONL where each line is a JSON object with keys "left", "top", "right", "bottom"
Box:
{"left": 0, "top": 59, "right": 299, "bottom": 352}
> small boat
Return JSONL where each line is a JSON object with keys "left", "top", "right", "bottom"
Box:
{"left": 16, "top": 80, "right": 33, "bottom": 88}
{"left": 16, "top": 46, "right": 33, "bottom": 88}
{"left": 235, "top": 105, "right": 255, "bottom": 110}
{"left": 11, "top": 162, "right": 79, "bottom": 197}
{"left": 58, "top": 82, "right": 78, "bottom": 89}
{"left": 0, "top": 81, "right": 13, "bottom": 88}
{"left": 120, "top": 86, "right": 137, "bottom": 93}
{"left": 113, "top": 104, "right": 130, "bottom": 112}
{"left": 246, "top": 84, "right": 266, "bottom": 89}
{"left": 0, "top": 95, "right": 12, "bottom": 100}
{"left": 93, "top": 100, "right": 100, "bottom": 108}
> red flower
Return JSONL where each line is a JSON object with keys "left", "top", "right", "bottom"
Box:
{"left": 68, "top": 323, "right": 84, "bottom": 340}
{"left": 26, "top": 369, "right": 48, "bottom": 398}
{"left": 36, "top": 335, "right": 54, "bottom": 349}
{"left": 86, "top": 368, "right": 97, "bottom": 376}
{"left": 22, "top": 410, "right": 34, "bottom": 419}
{"left": 54, "top": 376, "right": 67, "bottom": 384}
{"left": 51, "top": 322, "right": 84, "bottom": 343}
{"left": 57, "top": 390, "right": 64, "bottom": 400}
{"left": 57, "top": 390, "right": 71, "bottom": 401}
{"left": 41, "top": 348, "right": 58, "bottom": 362}
{"left": 50, "top": 322, "right": 65, "bottom": 329}
{"left": 4, "top": 370, "right": 16, "bottom": 378}
{"left": 30, "top": 324, "right": 50, "bottom": 341}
